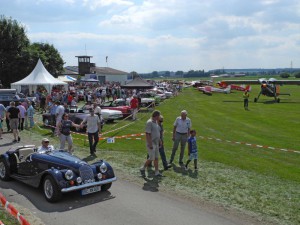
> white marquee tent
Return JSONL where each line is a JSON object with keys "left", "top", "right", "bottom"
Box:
{"left": 11, "top": 59, "right": 67, "bottom": 94}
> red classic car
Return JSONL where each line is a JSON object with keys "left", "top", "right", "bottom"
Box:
{"left": 101, "top": 100, "right": 132, "bottom": 118}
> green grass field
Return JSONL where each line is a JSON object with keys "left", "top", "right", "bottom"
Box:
{"left": 29, "top": 83, "right": 300, "bottom": 225}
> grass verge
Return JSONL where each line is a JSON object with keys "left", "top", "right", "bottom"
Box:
{"left": 19, "top": 84, "right": 300, "bottom": 225}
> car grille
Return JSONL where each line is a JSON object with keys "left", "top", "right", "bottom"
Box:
{"left": 79, "top": 165, "right": 95, "bottom": 183}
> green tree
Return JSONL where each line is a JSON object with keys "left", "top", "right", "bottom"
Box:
{"left": 152, "top": 71, "right": 158, "bottom": 77}
{"left": 294, "top": 72, "right": 300, "bottom": 78}
{"left": 0, "top": 15, "right": 30, "bottom": 87}
{"left": 0, "top": 15, "right": 65, "bottom": 87}
{"left": 280, "top": 72, "right": 290, "bottom": 78}
{"left": 130, "top": 71, "right": 139, "bottom": 79}
{"left": 175, "top": 71, "right": 184, "bottom": 77}
{"left": 29, "top": 43, "right": 64, "bottom": 77}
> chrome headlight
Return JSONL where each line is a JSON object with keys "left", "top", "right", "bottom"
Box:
{"left": 65, "top": 170, "right": 74, "bottom": 180}
{"left": 100, "top": 163, "right": 107, "bottom": 173}
{"left": 76, "top": 177, "right": 82, "bottom": 184}
{"left": 97, "top": 173, "right": 103, "bottom": 180}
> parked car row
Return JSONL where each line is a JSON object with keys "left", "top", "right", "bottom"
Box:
{"left": 42, "top": 87, "right": 176, "bottom": 132}
{"left": 42, "top": 104, "right": 123, "bottom": 132}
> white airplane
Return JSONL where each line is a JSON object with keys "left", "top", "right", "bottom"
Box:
{"left": 197, "top": 85, "right": 231, "bottom": 95}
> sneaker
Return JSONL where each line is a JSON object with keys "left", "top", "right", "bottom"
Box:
{"left": 140, "top": 167, "right": 146, "bottom": 177}
{"left": 184, "top": 166, "right": 188, "bottom": 171}
{"left": 12, "top": 139, "right": 17, "bottom": 143}
{"left": 17, "top": 136, "right": 21, "bottom": 142}
{"left": 195, "top": 167, "right": 198, "bottom": 171}
{"left": 163, "top": 164, "right": 172, "bottom": 170}
{"left": 155, "top": 172, "right": 163, "bottom": 177}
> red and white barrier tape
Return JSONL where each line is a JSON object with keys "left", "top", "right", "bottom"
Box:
{"left": 35, "top": 117, "right": 299, "bottom": 154}
{"left": 199, "top": 136, "right": 300, "bottom": 154}
{"left": 0, "top": 193, "right": 30, "bottom": 225}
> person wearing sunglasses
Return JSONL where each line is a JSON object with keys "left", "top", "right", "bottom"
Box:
{"left": 37, "top": 138, "right": 54, "bottom": 153}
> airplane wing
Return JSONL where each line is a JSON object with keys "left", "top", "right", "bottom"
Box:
{"left": 221, "top": 80, "right": 259, "bottom": 84}
{"left": 222, "top": 79, "right": 300, "bottom": 85}
{"left": 269, "top": 80, "right": 300, "bottom": 85}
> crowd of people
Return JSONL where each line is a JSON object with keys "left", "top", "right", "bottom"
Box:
{"left": 1, "top": 80, "right": 193, "bottom": 175}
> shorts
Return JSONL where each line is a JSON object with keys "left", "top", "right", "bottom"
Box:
{"left": 59, "top": 134, "right": 73, "bottom": 150}
{"left": 189, "top": 152, "right": 198, "bottom": 160}
{"left": 10, "top": 118, "right": 19, "bottom": 130}
{"left": 147, "top": 140, "right": 159, "bottom": 161}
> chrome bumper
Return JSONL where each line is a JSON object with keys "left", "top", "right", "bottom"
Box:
{"left": 61, "top": 177, "right": 117, "bottom": 193}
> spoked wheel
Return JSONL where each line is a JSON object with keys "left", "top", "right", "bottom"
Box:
{"left": 101, "top": 183, "right": 112, "bottom": 191}
{"left": 0, "top": 160, "right": 11, "bottom": 181}
{"left": 43, "top": 175, "right": 62, "bottom": 202}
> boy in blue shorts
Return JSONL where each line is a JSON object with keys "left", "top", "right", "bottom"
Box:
{"left": 185, "top": 130, "right": 198, "bottom": 171}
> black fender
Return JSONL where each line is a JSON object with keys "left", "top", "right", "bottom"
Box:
{"left": 0, "top": 154, "right": 11, "bottom": 168}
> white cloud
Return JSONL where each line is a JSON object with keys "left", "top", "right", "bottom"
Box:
{"left": 2, "top": 0, "right": 300, "bottom": 71}
{"left": 83, "top": 0, "right": 134, "bottom": 10}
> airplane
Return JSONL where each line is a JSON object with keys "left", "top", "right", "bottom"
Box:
{"left": 221, "top": 78, "right": 300, "bottom": 103}
{"left": 217, "top": 81, "right": 252, "bottom": 92}
{"left": 197, "top": 85, "right": 231, "bottom": 95}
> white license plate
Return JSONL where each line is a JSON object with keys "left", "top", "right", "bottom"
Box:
{"left": 81, "top": 186, "right": 101, "bottom": 195}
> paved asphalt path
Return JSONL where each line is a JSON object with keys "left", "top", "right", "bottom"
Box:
{"left": 0, "top": 131, "right": 254, "bottom": 225}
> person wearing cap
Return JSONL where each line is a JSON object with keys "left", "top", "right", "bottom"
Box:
{"left": 37, "top": 138, "right": 54, "bottom": 153}
{"left": 80, "top": 108, "right": 101, "bottom": 156}
{"left": 169, "top": 110, "right": 192, "bottom": 166}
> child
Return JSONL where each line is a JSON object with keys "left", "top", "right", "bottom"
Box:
{"left": 185, "top": 130, "right": 198, "bottom": 171}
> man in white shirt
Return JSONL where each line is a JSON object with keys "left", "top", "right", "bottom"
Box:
{"left": 169, "top": 110, "right": 192, "bottom": 166}
{"left": 37, "top": 138, "right": 54, "bottom": 153}
{"left": 81, "top": 109, "right": 101, "bottom": 156}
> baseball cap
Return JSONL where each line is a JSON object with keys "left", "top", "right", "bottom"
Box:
{"left": 42, "top": 138, "right": 49, "bottom": 142}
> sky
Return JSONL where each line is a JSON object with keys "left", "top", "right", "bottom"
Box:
{"left": 1, "top": 0, "right": 300, "bottom": 73}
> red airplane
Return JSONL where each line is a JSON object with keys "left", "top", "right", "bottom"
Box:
{"left": 217, "top": 81, "right": 251, "bottom": 92}
{"left": 197, "top": 85, "right": 231, "bottom": 95}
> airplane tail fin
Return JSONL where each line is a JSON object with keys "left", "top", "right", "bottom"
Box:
{"left": 218, "top": 81, "right": 228, "bottom": 88}
{"left": 245, "top": 85, "right": 251, "bottom": 92}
